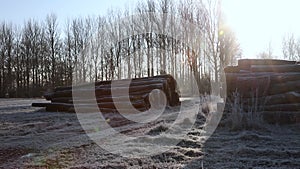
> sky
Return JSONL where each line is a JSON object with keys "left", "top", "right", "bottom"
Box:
{"left": 1, "top": 0, "right": 300, "bottom": 59}
{"left": 222, "top": 0, "right": 300, "bottom": 58}
{"left": 0, "top": 0, "right": 138, "bottom": 25}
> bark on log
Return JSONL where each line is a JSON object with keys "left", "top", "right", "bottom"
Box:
{"left": 226, "top": 72, "right": 300, "bottom": 83}
{"left": 269, "top": 80, "right": 300, "bottom": 95}
{"left": 262, "top": 111, "right": 300, "bottom": 124}
{"left": 98, "top": 101, "right": 149, "bottom": 109}
{"left": 234, "top": 76, "right": 270, "bottom": 98}
{"left": 45, "top": 103, "right": 73, "bottom": 112}
{"left": 226, "top": 73, "right": 300, "bottom": 98}
{"left": 68, "top": 107, "right": 149, "bottom": 113}
{"left": 251, "top": 64, "right": 300, "bottom": 73}
{"left": 270, "top": 73, "right": 300, "bottom": 83}
{"left": 55, "top": 74, "right": 176, "bottom": 92}
{"left": 241, "top": 91, "right": 300, "bottom": 105}
{"left": 225, "top": 73, "right": 238, "bottom": 95}
{"left": 263, "top": 103, "right": 300, "bottom": 111}
{"left": 224, "top": 66, "right": 241, "bottom": 73}
{"left": 51, "top": 95, "right": 148, "bottom": 104}
{"left": 44, "top": 92, "right": 53, "bottom": 100}
{"left": 50, "top": 83, "right": 165, "bottom": 99}
{"left": 51, "top": 97, "right": 73, "bottom": 103}
{"left": 43, "top": 102, "right": 150, "bottom": 112}
{"left": 32, "top": 102, "right": 50, "bottom": 107}
{"left": 238, "top": 59, "right": 296, "bottom": 70}
{"left": 226, "top": 103, "right": 300, "bottom": 112}
{"left": 62, "top": 79, "right": 169, "bottom": 91}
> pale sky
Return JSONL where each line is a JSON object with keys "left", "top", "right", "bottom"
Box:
{"left": 1, "top": 0, "right": 300, "bottom": 59}
{"left": 0, "top": 0, "right": 138, "bottom": 27}
{"left": 222, "top": 0, "right": 300, "bottom": 58}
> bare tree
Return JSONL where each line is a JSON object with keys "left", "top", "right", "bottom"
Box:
{"left": 46, "top": 14, "right": 60, "bottom": 86}
{"left": 13, "top": 26, "right": 22, "bottom": 97}
{"left": 0, "top": 22, "right": 14, "bottom": 97}
{"left": 219, "top": 23, "right": 241, "bottom": 66}
{"left": 282, "top": 33, "right": 300, "bottom": 61}
{"left": 257, "top": 42, "right": 273, "bottom": 59}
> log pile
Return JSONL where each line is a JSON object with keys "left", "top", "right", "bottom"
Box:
{"left": 32, "top": 74, "right": 180, "bottom": 113}
{"left": 224, "top": 59, "right": 300, "bottom": 124}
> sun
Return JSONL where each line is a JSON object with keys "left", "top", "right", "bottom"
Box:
{"left": 219, "top": 30, "right": 224, "bottom": 36}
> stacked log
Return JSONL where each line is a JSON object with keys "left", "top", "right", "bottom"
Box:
{"left": 32, "top": 74, "right": 180, "bottom": 113}
{"left": 224, "top": 59, "right": 300, "bottom": 124}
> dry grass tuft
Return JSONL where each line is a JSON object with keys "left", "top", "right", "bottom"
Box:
{"left": 224, "top": 90, "right": 267, "bottom": 131}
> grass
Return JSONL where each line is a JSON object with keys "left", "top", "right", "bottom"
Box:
{"left": 224, "top": 89, "right": 267, "bottom": 131}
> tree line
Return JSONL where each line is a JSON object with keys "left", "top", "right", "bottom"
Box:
{"left": 0, "top": 0, "right": 240, "bottom": 98}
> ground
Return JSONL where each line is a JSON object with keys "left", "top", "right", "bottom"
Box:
{"left": 0, "top": 99, "right": 299, "bottom": 169}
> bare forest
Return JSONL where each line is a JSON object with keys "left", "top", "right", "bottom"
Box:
{"left": 0, "top": 0, "right": 240, "bottom": 98}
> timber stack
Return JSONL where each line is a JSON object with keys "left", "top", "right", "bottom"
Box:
{"left": 224, "top": 59, "right": 300, "bottom": 124}
{"left": 32, "top": 74, "right": 180, "bottom": 113}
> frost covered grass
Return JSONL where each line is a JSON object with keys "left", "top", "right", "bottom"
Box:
{"left": 2, "top": 99, "right": 300, "bottom": 168}
{"left": 224, "top": 91, "right": 267, "bottom": 131}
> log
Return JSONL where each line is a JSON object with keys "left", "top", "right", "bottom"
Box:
{"left": 225, "top": 73, "right": 273, "bottom": 96}
{"left": 269, "top": 80, "right": 300, "bottom": 95}
{"left": 226, "top": 72, "right": 300, "bottom": 83}
{"left": 59, "top": 79, "right": 168, "bottom": 91}
{"left": 51, "top": 97, "right": 73, "bottom": 103}
{"left": 68, "top": 107, "right": 149, "bottom": 113}
{"left": 226, "top": 72, "right": 300, "bottom": 97}
{"left": 45, "top": 89, "right": 179, "bottom": 111}
{"left": 96, "top": 95, "right": 147, "bottom": 103}
{"left": 73, "top": 101, "right": 149, "bottom": 109}
{"left": 263, "top": 103, "right": 300, "bottom": 111}
{"left": 234, "top": 76, "right": 270, "bottom": 98}
{"left": 50, "top": 83, "right": 165, "bottom": 99}
{"left": 35, "top": 74, "right": 180, "bottom": 112}
{"left": 226, "top": 103, "right": 300, "bottom": 112}
{"left": 262, "top": 111, "right": 300, "bottom": 124}
{"left": 55, "top": 74, "right": 176, "bottom": 92}
{"left": 32, "top": 102, "right": 50, "bottom": 107}
{"left": 45, "top": 103, "right": 73, "bottom": 112}
{"left": 225, "top": 59, "right": 300, "bottom": 116}
{"left": 51, "top": 95, "right": 148, "bottom": 104}
{"left": 97, "top": 101, "right": 150, "bottom": 109}
{"left": 270, "top": 73, "right": 300, "bottom": 83}
{"left": 238, "top": 59, "right": 296, "bottom": 70}
{"left": 251, "top": 64, "right": 300, "bottom": 73}
{"left": 241, "top": 91, "right": 300, "bottom": 105}
{"left": 44, "top": 92, "right": 53, "bottom": 100}
{"left": 46, "top": 106, "right": 70, "bottom": 112}
{"left": 225, "top": 73, "right": 239, "bottom": 95}
{"left": 49, "top": 89, "right": 155, "bottom": 100}
{"left": 42, "top": 101, "right": 150, "bottom": 112}
{"left": 265, "top": 91, "right": 300, "bottom": 105}
{"left": 224, "top": 66, "right": 241, "bottom": 73}
{"left": 169, "top": 91, "right": 180, "bottom": 106}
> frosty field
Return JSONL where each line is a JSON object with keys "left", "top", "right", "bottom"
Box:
{"left": 0, "top": 98, "right": 299, "bottom": 168}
